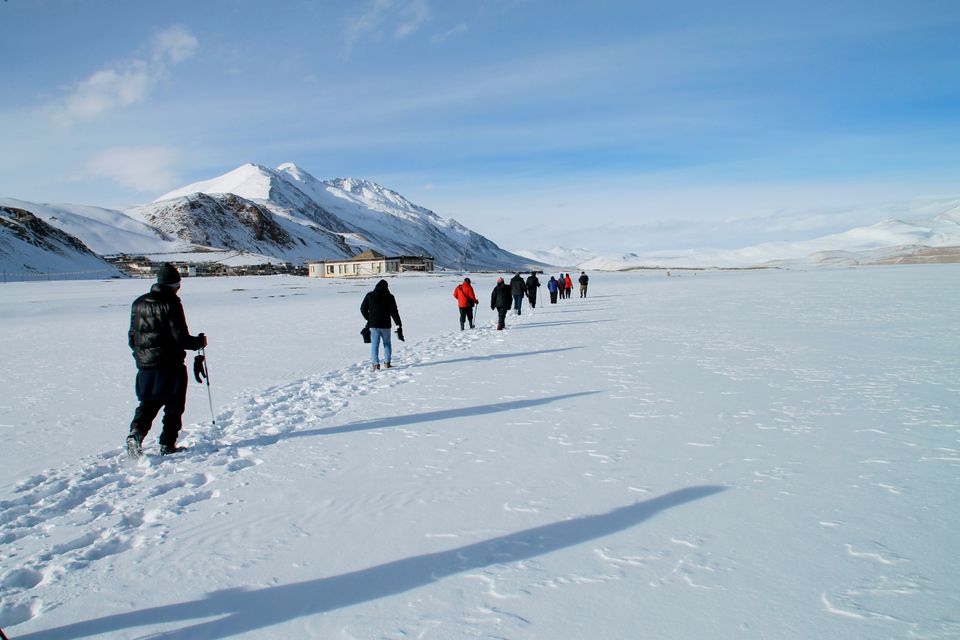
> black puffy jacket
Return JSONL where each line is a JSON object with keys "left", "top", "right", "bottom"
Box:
{"left": 361, "top": 280, "right": 402, "bottom": 329}
{"left": 490, "top": 283, "right": 512, "bottom": 310}
{"left": 128, "top": 284, "right": 204, "bottom": 370}
{"left": 510, "top": 275, "right": 527, "bottom": 296}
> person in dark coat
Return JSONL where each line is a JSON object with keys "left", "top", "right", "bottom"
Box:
{"left": 578, "top": 271, "right": 589, "bottom": 298}
{"left": 509, "top": 273, "right": 527, "bottom": 315}
{"left": 525, "top": 272, "right": 540, "bottom": 309}
{"left": 453, "top": 277, "right": 478, "bottom": 330}
{"left": 361, "top": 279, "right": 402, "bottom": 370}
{"left": 490, "top": 277, "right": 512, "bottom": 330}
{"left": 127, "top": 263, "right": 206, "bottom": 457}
{"left": 547, "top": 276, "right": 559, "bottom": 304}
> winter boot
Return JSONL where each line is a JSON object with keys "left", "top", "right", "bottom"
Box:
{"left": 385, "top": 361, "right": 392, "bottom": 369}
{"left": 372, "top": 363, "right": 380, "bottom": 371}
{"left": 159, "top": 444, "right": 186, "bottom": 456}
{"left": 126, "top": 432, "right": 142, "bottom": 458}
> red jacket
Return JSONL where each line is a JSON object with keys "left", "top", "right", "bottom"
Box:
{"left": 454, "top": 281, "right": 478, "bottom": 308}
{"left": 564, "top": 275, "right": 573, "bottom": 289}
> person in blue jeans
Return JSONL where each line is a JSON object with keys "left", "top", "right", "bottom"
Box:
{"left": 509, "top": 273, "right": 527, "bottom": 315}
{"left": 361, "top": 279, "right": 402, "bottom": 370}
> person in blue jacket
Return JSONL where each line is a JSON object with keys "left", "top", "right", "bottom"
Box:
{"left": 547, "top": 275, "right": 559, "bottom": 304}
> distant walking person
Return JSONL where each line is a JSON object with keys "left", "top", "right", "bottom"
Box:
{"left": 361, "top": 279, "right": 402, "bottom": 370}
{"left": 578, "top": 271, "right": 589, "bottom": 298}
{"left": 564, "top": 273, "right": 573, "bottom": 299}
{"left": 491, "top": 277, "right": 512, "bottom": 330}
{"left": 547, "top": 276, "right": 559, "bottom": 304}
{"left": 525, "top": 272, "right": 541, "bottom": 309}
{"left": 510, "top": 273, "right": 527, "bottom": 315}
{"left": 126, "top": 263, "right": 206, "bottom": 457}
{"left": 453, "top": 277, "right": 478, "bottom": 330}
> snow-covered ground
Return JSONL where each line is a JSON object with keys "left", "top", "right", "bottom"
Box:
{"left": 1, "top": 267, "right": 958, "bottom": 639}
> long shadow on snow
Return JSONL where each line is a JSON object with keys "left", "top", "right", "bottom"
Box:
{"left": 414, "top": 346, "right": 584, "bottom": 368}
{"left": 227, "top": 391, "right": 600, "bottom": 450}
{"left": 510, "top": 318, "right": 615, "bottom": 329}
{"left": 18, "top": 485, "right": 726, "bottom": 639}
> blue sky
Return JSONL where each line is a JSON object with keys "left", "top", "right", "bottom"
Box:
{"left": 2, "top": 0, "right": 959, "bottom": 252}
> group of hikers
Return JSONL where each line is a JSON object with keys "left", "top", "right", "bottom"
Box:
{"left": 124, "top": 264, "right": 590, "bottom": 457}
{"left": 459, "top": 271, "right": 589, "bottom": 331}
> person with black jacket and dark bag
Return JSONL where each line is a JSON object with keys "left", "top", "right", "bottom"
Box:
{"left": 361, "top": 279, "right": 403, "bottom": 370}
{"left": 490, "top": 277, "right": 512, "bottom": 330}
{"left": 126, "top": 263, "right": 206, "bottom": 457}
{"left": 578, "top": 271, "right": 589, "bottom": 298}
{"left": 509, "top": 273, "right": 527, "bottom": 315}
{"left": 525, "top": 272, "right": 540, "bottom": 309}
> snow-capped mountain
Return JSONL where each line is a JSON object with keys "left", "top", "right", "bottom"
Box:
{"left": 0, "top": 163, "right": 542, "bottom": 278}
{"left": 0, "top": 204, "right": 123, "bottom": 279}
{"left": 511, "top": 246, "right": 599, "bottom": 268}
{"left": 153, "top": 163, "right": 536, "bottom": 270}
{"left": 537, "top": 203, "right": 960, "bottom": 271}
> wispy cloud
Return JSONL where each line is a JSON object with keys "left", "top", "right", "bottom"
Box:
{"left": 341, "top": 0, "right": 431, "bottom": 59}
{"left": 430, "top": 23, "right": 467, "bottom": 44}
{"left": 85, "top": 147, "right": 181, "bottom": 192}
{"left": 51, "top": 26, "right": 198, "bottom": 123}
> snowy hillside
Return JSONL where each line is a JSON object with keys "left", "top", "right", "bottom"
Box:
{"left": 572, "top": 203, "right": 960, "bottom": 271}
{"left": 0, "top": 204, "right": 123, "bottom": 280}
{"left": 1, "top": 268, "right": 957, "bottom": 637}
{"left": 128, "top": 192, "right": 353, "bottom": 263}
{"left": 511, "top": 246, "right": 598, "bottom": 268}
{"left": 155, "top": 163, "right": 538, "bottom": 271}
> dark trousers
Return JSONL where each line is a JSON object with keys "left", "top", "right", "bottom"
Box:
{"left": 130, "top": 365, "right": 188, "bottom": 447}
{"left": 496, "top": 307, "right": 509, "bottom": 329}
{"left": 549, "top": 291, "right": 558, "bottom": 303}
{"left": 527, "top": 293, "right": 537, "bottom": 309}
{"left": 459, "top": 306, "right": 474, "bottom": 329}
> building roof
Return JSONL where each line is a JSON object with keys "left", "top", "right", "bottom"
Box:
{"left": 308, "top": 252, "right": 435, "bottom": 265}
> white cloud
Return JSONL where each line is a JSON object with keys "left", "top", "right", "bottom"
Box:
{"left": 430, "top": 23, "right": 467, "bottom": 44}
{"left": 342, "top": 0, "right": 431, "bottom": 58}
{"left": 86, "top": 147, "right": 181, "bottom": 192}
{"left": 52, "top": 26, "right": 198, "bottom": 123}
{"left": 151, "top": 25, "right": 199, "bottom": 64}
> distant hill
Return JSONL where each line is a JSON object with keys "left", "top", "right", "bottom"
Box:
{"left": 0, "top": 204, "right": 123, "bottom": 280}
{"left": 519, "top": 202, "right": 960, "bottom": 271}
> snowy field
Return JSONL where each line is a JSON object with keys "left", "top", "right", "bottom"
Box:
{"left": 1, "top": 267, "right": 958, "bottom": 639}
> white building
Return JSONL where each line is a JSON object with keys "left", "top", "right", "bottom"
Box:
{"left": 308, "top": 250, "right": 435, "bottom": 278}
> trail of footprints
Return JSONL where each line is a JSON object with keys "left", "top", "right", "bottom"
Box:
{"left": 0, "top": 318, "right": 507, "bottom": 628}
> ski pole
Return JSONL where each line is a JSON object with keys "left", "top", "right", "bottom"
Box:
{"left": 200, "top": 346, "right": 215, "bottom": 427}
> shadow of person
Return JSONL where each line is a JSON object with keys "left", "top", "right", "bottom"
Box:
{"left": 16, "top": 486, "right": 726, "bottom": 639}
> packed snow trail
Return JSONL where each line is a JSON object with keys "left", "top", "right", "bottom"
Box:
{"left": 0, "top": 306, "right": 557, "bottom": 624}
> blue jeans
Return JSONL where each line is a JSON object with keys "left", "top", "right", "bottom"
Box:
{"left": 370, "top": 327, "right": 392, "bottom": 365}
{"left": 513, "top": 294, "right": 523, "bottom": 314}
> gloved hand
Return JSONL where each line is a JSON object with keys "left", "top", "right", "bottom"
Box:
{"left": 193, "top": 354, "right": 208, "bottom": 383}
{"left": 395, "top": 326, "right": 405, "bottom": 342}
{"left": 198, "top": 332, "right": 207, "bottom": 348}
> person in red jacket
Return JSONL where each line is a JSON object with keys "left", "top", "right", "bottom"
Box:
{"left": 453, "top": 277, "right": 479, "bottom": 330}
{"left": 564, "top": 273, "right": 573, "bottom": 299}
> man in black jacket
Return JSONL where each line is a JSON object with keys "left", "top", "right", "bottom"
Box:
{"left": 490, "top": 277, "right": 512, "bottom": 330}
{"left": 525, "top": 272, "right": 540, "bottom": 309}
{"left": 578, "top": 271, "right": 589, "bottom": 298}
{"left": 509, "top": 273, "right": 527, "bottom": 315}
{"left": 361, "top": 279, "right": 402, "bottom": 370}
{"left": 127, "top": 263, "right": 206, "bottom": 457}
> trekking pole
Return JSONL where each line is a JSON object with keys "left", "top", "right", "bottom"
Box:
{"left": 200, "top": 346, "right": 215, "bottom": 427}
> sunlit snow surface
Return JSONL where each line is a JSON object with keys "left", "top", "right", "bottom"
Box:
{"left": 1, "top": 267, "right": 958, "bottom": 639}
